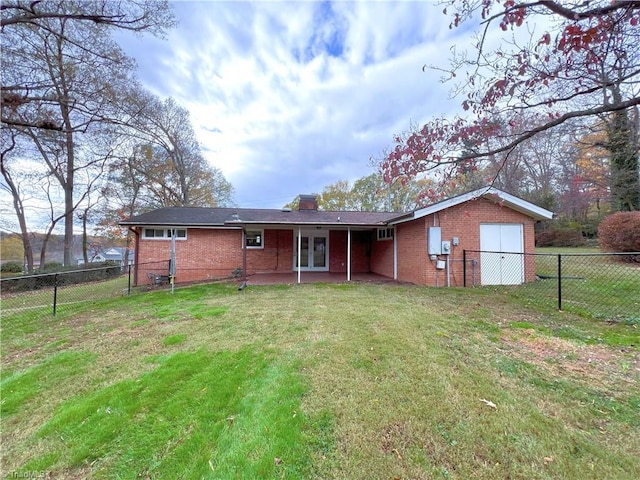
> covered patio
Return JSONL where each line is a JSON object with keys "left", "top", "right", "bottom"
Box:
{"left": 244, "top": 271, "right": 398, "bottom": 285}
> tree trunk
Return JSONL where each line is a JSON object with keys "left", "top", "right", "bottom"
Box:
{"left": 0, "top": 136, "right": 35, "bottom": 273}
{"left": 608, "top": 106, "right": 640, "bottom": 212}
{"left": 15, "top": 200, "right": 34, "bottom": 274}
{"left": 81, "top": 209, "right": 89, "bottom": 265}
{"left": 39, "top": 226, "right": 55, "bottom": 271}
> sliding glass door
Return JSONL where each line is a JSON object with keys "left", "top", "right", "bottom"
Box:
{"left": 294, "top": 231, "right": 329, "bottom": 271}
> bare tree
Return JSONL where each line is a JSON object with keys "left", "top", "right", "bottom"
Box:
{"left": 125, "top": 94, "right": 235, "bottom": 208}
{"left": 1, "top": 0, "right": 174, "bottom": 130}
{"left": 1, "top": 0, "right": 175, "bottom": 265}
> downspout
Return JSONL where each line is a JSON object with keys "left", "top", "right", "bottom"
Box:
{"left": 347, "top": 227, "right": 351, "bottom": 282}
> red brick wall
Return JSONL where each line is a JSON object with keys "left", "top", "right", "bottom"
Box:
{"left": 248, "top": 229, "right": 293, "bottom": 273}
{"left": 370, "top": 231, "right": 394, "bottom": 278}
{"left": 394, "top": 198, "right": 537, "bottom": 286}
{"left": 136, "top": 228, "right": 244, "bottom": 283}
{"left": 396, "top": 218, "right": 429, "bottom": 284}
{"left": 136, "top": 228, "right": 297, "bottom": 284}
{"left": 329, "top": 230, "right": 371, "bottom": 273}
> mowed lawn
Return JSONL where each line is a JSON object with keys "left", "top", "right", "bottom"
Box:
{"left": 1, "top": 282, "right": 639, "bottom": 479}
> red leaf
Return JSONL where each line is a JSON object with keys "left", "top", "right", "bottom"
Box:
{"left": 494, "top": 79, "right": 507, "bottom": 90}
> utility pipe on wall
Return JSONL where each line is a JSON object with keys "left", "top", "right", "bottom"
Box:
{"left": 446, "top": 254, "right": 450, "bottom": 287}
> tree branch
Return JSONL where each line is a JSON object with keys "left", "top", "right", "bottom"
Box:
{"left": 460, "top": 97, "right": 640, "bottom": 161}
{"left": 1, "top": 116, "right": 62, "bottom": 130}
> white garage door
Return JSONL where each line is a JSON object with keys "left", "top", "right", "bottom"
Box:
{"left": 480, "top": 223, "right": 524, "bottom": 285}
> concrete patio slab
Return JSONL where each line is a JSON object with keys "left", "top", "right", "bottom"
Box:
{"left": 244, "top": 272, "right": 397, "bottom": 285}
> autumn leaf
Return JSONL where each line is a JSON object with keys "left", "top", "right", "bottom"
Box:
{"left": 480, "top": 398, "right": 497, "bottom": 409}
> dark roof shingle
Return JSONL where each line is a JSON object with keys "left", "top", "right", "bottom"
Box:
{"left": 120, "top": 207, "right": 402, "bottom": 227}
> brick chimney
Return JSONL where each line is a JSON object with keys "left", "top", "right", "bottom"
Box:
{"left": 298, "top": 194, "right": 319, "bottom": 211}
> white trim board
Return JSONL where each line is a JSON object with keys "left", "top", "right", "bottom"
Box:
{"left": 389, "top": 187, "right": 554, "bottom": 224}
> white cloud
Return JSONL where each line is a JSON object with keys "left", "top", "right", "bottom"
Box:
{"left": 116, "top": 0, "right": 480, "bottom": 207}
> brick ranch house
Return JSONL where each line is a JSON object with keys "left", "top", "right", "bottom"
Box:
{"left": 120, "top": 187, "right": 553, "bottom": 287}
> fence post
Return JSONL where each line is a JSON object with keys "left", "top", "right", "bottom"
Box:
{"left": 53, "top": 273, "right": 59, "bottom": 316}
{"left": 128, "top": 264, "right": 132, "bottom": 295}
{"left": 463, "top": 250, "right": 467, "bottom": 287}
{"left": 557, "top": 254, "right": 562, "bottom": 311}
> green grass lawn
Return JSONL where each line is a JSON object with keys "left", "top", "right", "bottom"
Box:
{"left": 1, "top": 282, "right": 639, "bottom": 479}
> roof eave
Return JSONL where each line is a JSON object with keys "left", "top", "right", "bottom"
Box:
{"left": 390, "top": 187, "right": 554, "bottom": 224}
{"left": 119, "top": 221, "right": 229, "bottom": 227}
{"left": 482, "top": 190, "right": 554, "bottom": 220}
{"left": 225, "top": 221, "right": 390, "bottom": 228}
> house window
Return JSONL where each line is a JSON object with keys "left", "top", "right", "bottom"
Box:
{"left": 143, "top": 228, "right": 187, "bottom": 240}
{"left": 245, "top": 230, "right": 263, "bottom": 248}
{"left": 377, "top": 227, "right": 394, "bottom": 241}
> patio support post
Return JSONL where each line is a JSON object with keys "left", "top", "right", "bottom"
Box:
{"left": 170, "top": 229, "right": 176, "bottom": 294}
{"left": 242, "top": 228, "right": 247, "bottom": 285}
{"left": 347, "top": 227, "right": 351, "bottom": 282}
{"left": 130, "top": 227, "right": 140, "bottom": 287}
{"left": 393, "top": 228, "right": 398, "bottom": 280}
{"left": 297, "top": 226, "right": 301, "bottom": 284}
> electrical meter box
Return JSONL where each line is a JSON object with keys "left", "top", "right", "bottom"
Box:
{"left": 428, "top": 227, "right": 442, "bottom": 255}
{"left": 441, "top": 241, "right": 451, "bottom": 255}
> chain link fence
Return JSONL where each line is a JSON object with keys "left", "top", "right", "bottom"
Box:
{"left": 1, "top": 263, "right": 132, "bottom": 321}
{"left": 5, "top": 253, "right": 638, "bottom": 324}
{"left": 1, "top": 261, "right": 240, "bottom": 322}
{"left": 463, "top": 250, "right": 640, "bottom": 323}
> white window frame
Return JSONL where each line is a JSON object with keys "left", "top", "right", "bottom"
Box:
{"left": 142, "top": 228, "right": 188, "bottom": 240}
{"left": 245, "top": 229, "right": 264, "bottom": 249}
{"left": 377, "top": 227, "right": 394, "bottom": 241}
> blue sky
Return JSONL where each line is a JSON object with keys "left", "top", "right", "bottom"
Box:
{"left": 117, "top": 0, "right": 480, "bottom": 208}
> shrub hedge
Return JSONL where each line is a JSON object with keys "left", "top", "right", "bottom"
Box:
{"left": 535, "top": 227, "right": 585, "bottom": 247}
{"left": 598, "top": 211, "right": 640, "bottom": 262}
{"left": 1, "top": 261, "right": 23, "bottom": 274}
